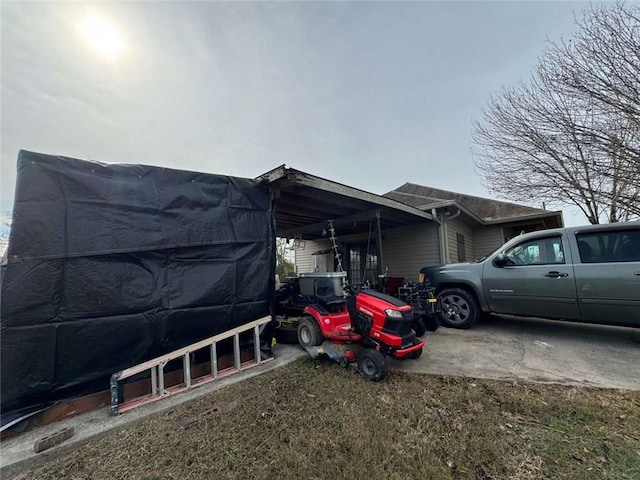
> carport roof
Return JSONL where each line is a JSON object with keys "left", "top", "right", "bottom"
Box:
{"left": 257, "top": 166, "right": 433, "bottom": 239}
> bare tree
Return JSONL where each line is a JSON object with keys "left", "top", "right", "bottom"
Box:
{"left": 548, "top": 3, "right": 640, "bottom": 127}
{"left": 546, "top": 2, "right": 640, "bottom": 219}
{"left": 275, "top": 238, "right": 295, "bottom": 277}
{"left": 473, "top": 2, "right": 639, "bottom": 223}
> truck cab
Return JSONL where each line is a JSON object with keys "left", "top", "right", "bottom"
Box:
{"left": 419, "top": 222, "right": 640, "bottom": 328}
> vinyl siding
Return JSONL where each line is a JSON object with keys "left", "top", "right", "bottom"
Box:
{"left": 472, "top": 226, "right": 504, "bottom": 259}
{"left": 293, "top": 239, "right": 332, "bottom": 273}
{"left": 445, "top": 218, "right": 473, "bottom": 264}
{"left": 293, "top": 223, "right": 440, "bottom": 280}
{"left": 381, "top": 223, "right": 441, "bottom": 280}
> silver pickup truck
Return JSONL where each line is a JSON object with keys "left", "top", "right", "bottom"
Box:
{"left": 419, "top": 222, "right": 640, "bottom": 328}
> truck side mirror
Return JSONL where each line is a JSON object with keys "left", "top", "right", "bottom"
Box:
{"left": 493, "top": 253, "right": 509, "bottom": 267}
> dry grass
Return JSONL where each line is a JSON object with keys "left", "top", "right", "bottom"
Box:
{"left": 23, "top": 358, "right": 640, "bottom": 480}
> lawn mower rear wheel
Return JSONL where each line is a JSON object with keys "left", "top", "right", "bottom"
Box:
{"left": 297, "top": 316, "right": 323, "bottom": 347}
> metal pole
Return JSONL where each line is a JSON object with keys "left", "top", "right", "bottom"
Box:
{"left": 158, "top": 362, "right": 166, "bottom": 395}
{"left": 151, "top": 366, "right": 158, "bottom": 395}
{"left": 234, "top": 333, "right": 241, "bottom": 370}
{"left": 211, "top": 343, "right": 218, "bottom": 378}
{"left": 376, "top": 211, "right": 384, "bottom": 278}
{"left": 254, "top": 325, "right": 261, "bottom": 364}
{"left": 183, "top": 353, "right": 191, "bottom": 388}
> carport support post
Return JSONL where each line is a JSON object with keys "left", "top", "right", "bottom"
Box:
{"left": 376, "top": 211, "right": 384, "bottom": 278}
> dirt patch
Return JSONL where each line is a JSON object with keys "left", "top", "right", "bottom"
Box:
{"left": 20, "top": 359, "right": 640, "bottom": 480}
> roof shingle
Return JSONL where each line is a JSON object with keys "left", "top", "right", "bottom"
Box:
{"left": 384, "top": 183, "right": 556, "bottom": 223}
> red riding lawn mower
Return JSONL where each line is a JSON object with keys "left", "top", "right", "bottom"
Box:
{"left": 296, "top": 272, "right": 439, "bottom": 381}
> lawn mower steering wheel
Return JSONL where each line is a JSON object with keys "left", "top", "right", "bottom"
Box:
{"left": 344, "top": 282, "right": 366, "bottom": 295}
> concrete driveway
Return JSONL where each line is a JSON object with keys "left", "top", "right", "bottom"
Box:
{"left": 389, "top": 314, "right": 640, "bottom": 390}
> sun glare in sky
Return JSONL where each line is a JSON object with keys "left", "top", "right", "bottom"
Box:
{"left": 78, "top": 14, "right": 125, "bottom": 60}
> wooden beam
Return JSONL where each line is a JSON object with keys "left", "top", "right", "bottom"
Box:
{"left": 257, "top": 165, "right": 287, "bottom": 184}
{"left": 275, "top": 196, "right": 346, "bottom": 219}
{"left": 280, "top": 209, "right": 382, "bottom": 238}
{"left": 286, "top": 171, "right": 432, "bottom": 220}
{"left": 283, "top": 186, "right": 371, "bottom": 212}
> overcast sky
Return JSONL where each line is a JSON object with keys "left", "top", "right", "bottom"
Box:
{"left": 1, "top": 1, "right": 594, "bottom": 232}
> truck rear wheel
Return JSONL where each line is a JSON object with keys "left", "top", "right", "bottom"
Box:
{"left": 438, "top": 288, "right": 480, "bottom": 329}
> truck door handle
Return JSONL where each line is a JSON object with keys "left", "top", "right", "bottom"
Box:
{"left": 543, "top": 271, "right": 569, "bottom": 278}
{"left": 635, "top": 272, "right": 640, "bottom": 276}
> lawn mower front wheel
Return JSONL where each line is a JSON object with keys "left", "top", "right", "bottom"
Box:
{"left": 407, "top": 347, "right": 423, "bottom": 360}
{"left": 357, "top": 349, "right": 387, "bottom": 382}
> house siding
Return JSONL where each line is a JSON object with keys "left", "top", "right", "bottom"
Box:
{"left": 380, "top": 223, "right": 441, "bottom": 279}
{"left": 293, "top": 223, "right": 440, "bottom": 280}
{"left": 293, "top": 239, "right": 332, "bottom": 273}
{"left": 445, "top": 218, "right": 474, "bottom": 263}
{"left": 472, "top": 226, "right": 504, "bottom": 259}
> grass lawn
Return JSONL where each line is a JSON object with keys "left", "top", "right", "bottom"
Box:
{"left": 22, "top": 358, "right": 640, "bottom": 480}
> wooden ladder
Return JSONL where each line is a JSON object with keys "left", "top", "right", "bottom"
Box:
{"left": 110, "top": 315, "right": 273, "bottom": 415}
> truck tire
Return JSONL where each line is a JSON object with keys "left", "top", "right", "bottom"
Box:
{"left": 438, "top": 288, "right": 480, "bottom": 329}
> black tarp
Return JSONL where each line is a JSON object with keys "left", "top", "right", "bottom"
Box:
{"left": 1, "top": 150, "right": 275, "bottom": 419}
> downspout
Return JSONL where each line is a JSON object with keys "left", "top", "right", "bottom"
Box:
{"left": 442, "top": 208, "right": 461, "bottom": 263}
{"left": 429, "top": 206, "right": 463, "bottom": 264}
{"left": 431, "top": 208, "right": 444, "bottom": 264}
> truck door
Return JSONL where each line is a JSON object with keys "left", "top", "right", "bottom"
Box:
{"left": 483, "top": 234, "right": 580, "bottom": 320}
{"left": 573, "top": 226, "right": 640, "bottom": 326}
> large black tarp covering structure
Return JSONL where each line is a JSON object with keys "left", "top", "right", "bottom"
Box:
{"left": 1, "top": 150, "right": 275, "bottom": 419}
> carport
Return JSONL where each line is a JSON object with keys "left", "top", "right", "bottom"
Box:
{"left": 258, "top": 165, "right": 434, "bottom": 277}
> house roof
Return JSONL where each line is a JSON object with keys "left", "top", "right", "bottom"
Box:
{"left": 384, "top": 183, "right": 562, "bottom": 225}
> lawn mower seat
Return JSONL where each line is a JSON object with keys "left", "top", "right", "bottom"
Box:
{"left": 314, "top": 278, "right": 345, "bottom": 308}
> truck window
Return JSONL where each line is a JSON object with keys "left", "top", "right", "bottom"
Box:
{"left": 576, "top": 229, "right": 640, "bottom": 263}
{"left": 504, "top": 236, "right": 565, "bottom": 266}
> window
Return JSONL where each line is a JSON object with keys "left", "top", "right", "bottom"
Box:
{"left": 347, "top": 243, "right": 378, "bottom": 284}
{"left": 349, "top": 248, "right": 361, "bottom": 284}
{"left": 576, "top": 229, "right": 640, "bottom": 263}
{"left": 456, "top": 233, "right": 466, "bottom": 262}
{"left": 504, "top": 236, "right": 565, "bottom": 266}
